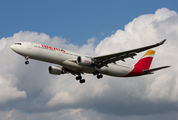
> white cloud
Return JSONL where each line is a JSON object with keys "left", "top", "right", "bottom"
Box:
{"left": 1, "top": 109, "right": 178, "bottom": 120}
{"left": 0, "top": 8, "right": 178, "bottom": 120}
{"left": 94, "top": 8, "right": 178, "bottom": 104}
{"left": 0, "top": 37, "right": 27, "bottom": 104}
{"left": 0, "top": 75, "right": 26, "bottom": 103}
{"left": 47, "top": 91, "right": 75, "bottom": 106}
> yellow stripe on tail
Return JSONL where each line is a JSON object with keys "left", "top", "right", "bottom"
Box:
{"left": 143, "top": 50, "right": 155, "bottom": 57}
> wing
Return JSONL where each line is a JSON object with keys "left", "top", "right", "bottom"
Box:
{"left": 93, "top": 39, "right": 166, "bottom": 68}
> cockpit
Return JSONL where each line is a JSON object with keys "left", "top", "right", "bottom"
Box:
{"left": 15, "top": 43, "right": 22, "bottom": 45}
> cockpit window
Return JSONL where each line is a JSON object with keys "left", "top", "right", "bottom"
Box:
{"left": 15, "top": 43, "right": 22, "bottom": 45}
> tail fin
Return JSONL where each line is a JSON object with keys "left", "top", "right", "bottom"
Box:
{"left": 134, "top": 50, "right": 155, "bottom": 70}
{"left": 126, "top": 50, "right": 155, "bottom": 77}
{"left": 126, "top": 50, "right": 170, "bottom": 77}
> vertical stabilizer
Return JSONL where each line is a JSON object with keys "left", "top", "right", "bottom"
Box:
{"left": 135, "top": 50, "right": 155, "bottom": 70}
{"left": 126, "top": 50, "right": 155, "bottom": 77}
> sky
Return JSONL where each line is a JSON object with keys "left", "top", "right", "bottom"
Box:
{"left": 1, "top": 0, "right": 178, "bottom": 120}
{"left": 1, "top": 0, "right": 178, "bottom": 45}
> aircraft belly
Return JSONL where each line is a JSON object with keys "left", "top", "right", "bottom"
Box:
{"left": 62, "top": 60, "right": 95, "bottom": 73}
{"left": 103, "top": 64, "right": 133, "bottom": 77}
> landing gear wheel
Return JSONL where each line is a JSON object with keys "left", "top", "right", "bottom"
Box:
{"left": 80, "top": 79, "right": 85, "bottom": 84}
{"left": 25, "top": 61, "right": 29, "bottom": 65}
{"left": 97, "top": 74, "right": 103, "bottom": 79}
{"left": 76, "top": 76, "right": 79, "bottom": 80}
{"left": 76, "top": 76, "right": 82, "bottom": 80}
{"left": 100, "top": 74, "right": 103, "bottom": 78}
{"left": 76, "top": 75, "right": 86, "bottom": 84}
{"left": 93, "top": 71, "right": 99, "bottom": 76}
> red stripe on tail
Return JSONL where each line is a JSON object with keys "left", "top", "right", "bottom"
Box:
{"left": 126, "top": 50, "right": 155, "bottom": 77}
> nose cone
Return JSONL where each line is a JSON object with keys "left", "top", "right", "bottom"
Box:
{"left": 10, "top": 44, "right": 21, "bottom": 53}
{"left": 10, "top": 45, "right": 16, "bottom": 51}
{"left": 10, "top": 43, "right": 26, "bottom": 56}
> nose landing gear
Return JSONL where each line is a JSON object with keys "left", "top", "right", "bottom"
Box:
{"left": 25, "top": 56, "right": 29, "bottom": 65}
{"left": 25, "top": 61, "right": 29, "bottom": 64}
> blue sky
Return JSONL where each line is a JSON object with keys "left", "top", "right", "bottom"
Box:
{"left": 1, "top": 0, "right": 178, "bottom": 45}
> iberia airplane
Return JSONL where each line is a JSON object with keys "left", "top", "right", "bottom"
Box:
{"left": 10, "top": 39, "right": 170, "bottom": 83}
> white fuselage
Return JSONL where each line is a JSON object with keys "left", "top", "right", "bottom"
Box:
{"left": 10, "top": 42, "right": 134, "bottom": 77}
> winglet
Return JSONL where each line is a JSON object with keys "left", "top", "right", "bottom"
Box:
{"left": 158, "top": 39, "right": 166, "bottom": 45}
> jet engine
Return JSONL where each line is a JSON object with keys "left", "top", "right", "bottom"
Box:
{"left": 48, "top": 66, "right": 64, "bottom": 75}
{"left": 77, "top": 56, "right": 94, "bottom": 66}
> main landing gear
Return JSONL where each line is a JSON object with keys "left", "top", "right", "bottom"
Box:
{"left": 93, "top": 71, "right": 103, "bottom": 79}
{"left": 76, "top": 71, "right": 103, "bottom": 84}
{"left": 25, "top": 56, "right": 29, "bottom": 65}
{"left": 76, "top": 75, "right": 86, "bottom": 84}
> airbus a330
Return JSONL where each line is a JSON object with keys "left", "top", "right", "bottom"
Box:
{"left": 10, "top": 39, "right": 170, "bottom": 84}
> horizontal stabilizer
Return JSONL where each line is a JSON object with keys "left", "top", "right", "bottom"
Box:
{"left": 143, "top": 66, "right": 170, "bottom": 74}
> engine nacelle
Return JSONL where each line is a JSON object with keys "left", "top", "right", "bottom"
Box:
{"left": 48, "top": 66, "right": 63, "bottom": 75}
{"left": 77, "top": 56, "right": 93, "bottom": 66}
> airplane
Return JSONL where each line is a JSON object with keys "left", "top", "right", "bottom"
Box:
{"left": 10, "top": 39, "right": 170, "bottom": 84}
